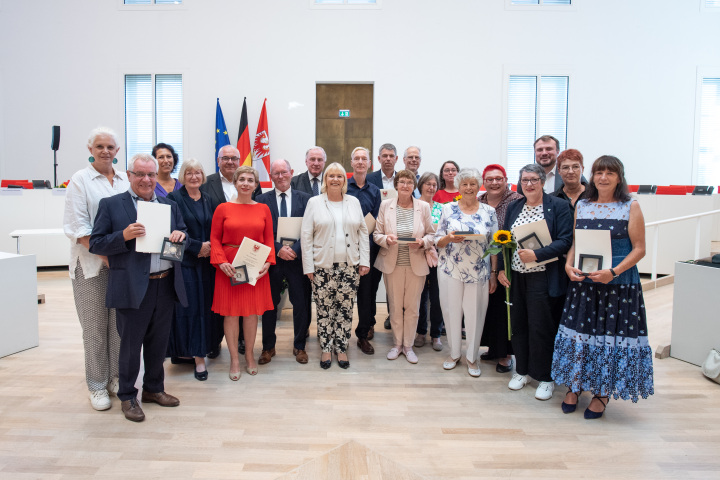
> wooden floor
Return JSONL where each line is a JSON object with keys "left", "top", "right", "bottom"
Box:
{"left": 1, "top": 270, "right": 719, "bottom": 480}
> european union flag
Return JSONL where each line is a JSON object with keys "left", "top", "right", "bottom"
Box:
{"left": 215, "top": 98, "right": 231, "bottom": 172}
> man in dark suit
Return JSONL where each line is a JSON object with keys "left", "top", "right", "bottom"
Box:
{"left": 256, "top": 159, "right": 313, "bottom": 364}
{"left": 517, "top": 135, "right": 587, "bottom": 196}
{"left": 367, "top": 143, "right": 399, "bottom": 190}
{"left": 200, "top": 144, "right": 260, "bottom": 356}
{"left": 89, "top": 153, "right": 188, "bottom": 423}
{"left": 402, "top": 145, "right": 422, "bottom": 198}
{"left": 290, "top": 146, "right": 326, "bottom": 196}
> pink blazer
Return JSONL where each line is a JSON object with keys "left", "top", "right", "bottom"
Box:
{"left": 373, "top": 197, "right": 435, "bottom": 276}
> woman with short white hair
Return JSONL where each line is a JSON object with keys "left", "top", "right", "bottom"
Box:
{"left": 63, "top": 126, "right": 129, "bottom": 411}
{"left": 435, "top": 168, "right": 498, "bottom": 377}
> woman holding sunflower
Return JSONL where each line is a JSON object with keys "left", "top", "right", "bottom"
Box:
{"left": 478, "top": 165, "right": 523, "bottom": 373}
{"left": 435, "top": 168, "right": 498, "bottom": 377}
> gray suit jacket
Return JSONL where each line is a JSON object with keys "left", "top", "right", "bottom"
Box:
{"left": 290, "top": 172, "right": 319, "bottom": 196}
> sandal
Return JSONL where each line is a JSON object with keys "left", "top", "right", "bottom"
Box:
{"left": 584, "top": 395, "right": 609, "bottom": 420}
{"left": 561, "top": 388, "right": 582, "bottom": 414}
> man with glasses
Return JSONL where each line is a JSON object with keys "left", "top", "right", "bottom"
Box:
{"left": 255, "top": 159, "right": 313, "bottom": 365}
{"left": 402, "top": 146, "right": 422, "bottom": 198}
{"left": 201, "top": 144, "right": 262, "bottom": 356}
{"left": 290, "top": 146, "right": 326, "bottom": 197}
{"left": 90, "top": 153, "right": 188, "bottom": 422}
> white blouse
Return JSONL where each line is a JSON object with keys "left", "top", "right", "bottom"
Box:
{"left": 63, "top": 165, "right": 129, "bottom": 279}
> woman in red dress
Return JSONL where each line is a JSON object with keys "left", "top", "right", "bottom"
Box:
{"left": 211, "top": 166, "right": 274, "bottom": 380}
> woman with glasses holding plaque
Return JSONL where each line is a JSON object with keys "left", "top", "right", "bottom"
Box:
{"left": 552, "top": 156, "right": 653, "bottom": 419}
{"left": 374, "top": 170, "right": 436, "bottom": 364}
{"left": 210, "top": 166, "right": 275, "bottom": 380}
{"left": 497, "top": 164, "right": 572, "bottom": 401}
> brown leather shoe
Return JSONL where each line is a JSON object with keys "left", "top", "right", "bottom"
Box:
{"left": 141, "top": 391, "right": 180, "bottom": 407}
{"left": 258, "top": 348, "right": 276, "bottom": 365}
{"left": 295, "top": 349, "right": 309, "bottom": 364}
{"left": 121, "top": 398, "right": 145, "bottom": 422}
{"left": 357, "top": 338, "right": 375, "bottom": 355}
{"left": 367, "top": 326, "right": 375, "bottom": 340}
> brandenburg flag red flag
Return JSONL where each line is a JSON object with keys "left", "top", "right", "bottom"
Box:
{"left": 253, "top": 98, "right": 270, "bottom": 181}
{"left": 237, "top": 97, "right": 252, "bottom": 167}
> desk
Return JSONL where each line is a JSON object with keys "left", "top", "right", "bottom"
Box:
{"left": 670, "top": 261, "right": 720, "bottom": 366}
{"left": 0, "top": 252, "right": 39, "bottom": 357}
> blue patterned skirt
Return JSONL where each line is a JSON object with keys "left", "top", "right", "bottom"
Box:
{"left": 551, "top": 274, "right": 654, "bottom": 402}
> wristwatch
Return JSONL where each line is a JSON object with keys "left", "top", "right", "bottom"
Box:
{"left": 610, "top": 268, "right": 619, "bottom": 278}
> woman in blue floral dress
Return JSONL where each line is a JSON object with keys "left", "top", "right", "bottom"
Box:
{"left": 552, "top": 155, "right": 654, "bottom": 419}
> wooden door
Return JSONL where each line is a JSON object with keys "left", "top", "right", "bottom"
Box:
{"left": 316, "top": 84, "right": 373, "bottom": 172}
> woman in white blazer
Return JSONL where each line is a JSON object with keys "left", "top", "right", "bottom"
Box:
{"left": 301, "top": 162, "right": 370, "bottom": 370}
{"left": 373, "top": 170, "right": 436, "bottom": 364}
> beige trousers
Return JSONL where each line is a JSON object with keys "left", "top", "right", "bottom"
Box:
{"left": 384, "top": 266, "right": 426, "bottom": 348}
{"left": 437, "top": 272, "right": 489, "bottom": 363}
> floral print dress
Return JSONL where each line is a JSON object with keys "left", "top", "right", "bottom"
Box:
{"left": 551, "top": 199, "right": 654, "bottom": 402}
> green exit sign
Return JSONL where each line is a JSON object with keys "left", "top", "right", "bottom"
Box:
{"left": 339, "top": 109, "right": 350, "bottom": 118}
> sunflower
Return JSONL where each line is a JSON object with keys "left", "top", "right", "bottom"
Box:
{"left": 493, "top": 230, "right": 512, "bottom": 244}
{"left": 453, "top": 194, "right": 462, "bottom": 201}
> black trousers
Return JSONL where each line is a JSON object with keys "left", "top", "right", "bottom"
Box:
{"left": 509, "top": 271, "right": 563, "bottom": 382}
{"left": 261, "top": 258, "right": 311, "bottom": 351}
{"left": 417, "top": 266, "right": 443, "bottom": 338}
{"left": 480, "top": 285, "right": 514, "bottom": 358}
{"left": 116, "top": 274, "right": 176, "bottom": 401}
{"left": 355, "top": 247, "right": 382, "bottom": 340}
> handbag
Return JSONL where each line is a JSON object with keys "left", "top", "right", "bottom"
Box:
{"left": 701, "top": 348, "right": 720, "bottom": 384}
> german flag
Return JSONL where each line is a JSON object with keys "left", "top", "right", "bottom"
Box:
{"left": 237, "top": 97, "right": 252, "bottom": 167}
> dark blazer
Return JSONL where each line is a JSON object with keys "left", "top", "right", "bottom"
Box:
{"left": 201, "top": 172, "right": 262, "bottom": 206}
{"left": 499, "top": 192, "right": 573, "bottom": 297}
{"left": 290, "top": 172, "right": 318, "bottom": 196}
{"left": 366, "top": 170, "right": 387, "bottom": 190}
{"left": 255, "top": 188, "right": 311, "bottom": 257}
{"left": 89, "top": 191, "right": 188, "bottom": 310}
{"left": 167, "top": 186, "right": 217, "bottom": 267}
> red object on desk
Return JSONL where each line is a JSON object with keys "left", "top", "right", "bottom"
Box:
{"left": 1, "top": 180, "right": 33, "bottom": 189}
{"left": 628, "top": 184, "right": 639, "bottom": 193}
{"left": 656, "top": 185, "right": 689, "bottom": 195}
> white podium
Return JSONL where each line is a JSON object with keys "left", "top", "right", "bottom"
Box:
{"left": 0, "top": 252, "right": 39, "bottom": 358}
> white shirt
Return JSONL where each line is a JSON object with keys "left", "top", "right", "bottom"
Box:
{"left": 543, "top": 170, "right": 557, "bottom": 194}
{"left": 275, "top": 187, "right": 292, "bottom": 215}
{"left": 63, "top": 165, "right": 129, "bottom": 279}
{"left": 381, "top": 171, "right": 396, "bottom": 190}
{"left": 307, "top": 172, "right": 322, "bottom": 193}
{"left": 220, "top": 174, "right": 236, "bottom": 202}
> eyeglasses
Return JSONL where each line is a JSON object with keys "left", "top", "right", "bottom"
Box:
{"left": 271, "top": 171, "right": 291, "bottom": 177}
{"left": 520, "top": 178, "right": 541, "bottom": 186}
{"left": 185, "top": 171, "right": 203, "bottom": 178}
{"left": 560, "top": 165, "right": 582, "bottom": 172}
{"left": 220, "top": 156, "right": 240, "bottom": 163}
{"left": 128, "top": 171, "right": 157, "bottom": 179}
{"left": 397, "top": 180, "right": 415, "bottom": 187}
{"left": 443, "top": 168, "right": 458, "bottom": 173}
{"left": 484, "top": 177, "right": 505, "bottom": 184}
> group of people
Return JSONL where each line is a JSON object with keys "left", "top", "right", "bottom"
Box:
{"left": 63, "top": 128, "right": 654, "bottom": 423}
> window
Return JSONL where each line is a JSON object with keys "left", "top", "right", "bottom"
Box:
{"left": 506, "top": 0, "right": 575, "bottom": 10}
{"left": 312, "top": 0, "right": 380, "bottom": 8}
{"left": 511, "top": 0, "right": 570, "bottom": 4}
{"left": 505, "top": 75, "right": 569, "bottom": 182}
{"left": 694, "top": 76, "right": 720, "bottom": 186}
{"left": 125, "top": 74, "right": 183, "bottom": 175}
{"left": 124, "top": 0, "right": 182, "bottom": 4}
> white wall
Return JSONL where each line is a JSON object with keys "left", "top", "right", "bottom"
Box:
{"left": 0, "top": 0, "right": 719, "bottom": 186}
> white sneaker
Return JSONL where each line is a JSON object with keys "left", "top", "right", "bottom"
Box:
{"left": 404, "top": 349, "right": 418, "bottom": 364}
{"left": 90, "top": 389, "right": 111, "bottom": 411}
{"left": 107, "top": 377, "right": 119, "bottom": 397}
{"left": 432, "top": 338, "right": 443, "bottom": 351}
{"left": 508, "top": 373, "right": 529, "bottom": 391}
{"left": 535, "top": 381, "right": 555, "bottom": 400}
{"left": 387, "top": 347, "right": 401, "bottom": 360}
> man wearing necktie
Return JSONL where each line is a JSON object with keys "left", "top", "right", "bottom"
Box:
{"left": 90, "top": 153, "right": 187, "bottom": 422}
{"left": 256, "top": 159, "right": 313, "bottom": 364}
{"left": 290, "top": 146, "right": 326, "bottom": 197}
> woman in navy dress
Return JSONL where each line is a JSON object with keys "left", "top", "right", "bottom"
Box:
{"left": 166, "top": 158, "right": 218, "bottom": 380}
{"left": 552, "top": 155, "right": 654, "bottom": 419}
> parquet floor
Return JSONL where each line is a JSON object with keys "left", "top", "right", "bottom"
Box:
{"left": 1, "top": 269, "right": 719, "bottom": 479}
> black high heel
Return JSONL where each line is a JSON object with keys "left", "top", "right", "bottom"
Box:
{"left": 584, "top": 395, "right": 609, "bottom": 419}
{"left": 561, "top": 388, "right": 582, "bottom": 414}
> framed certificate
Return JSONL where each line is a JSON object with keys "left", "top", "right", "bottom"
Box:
{"left": 578, "top": 254, "right": 603, "bottom": 275}
{"left": 230, "top": 265, "right": 249, "bottom": 285}
{"left": 518, "top": 233, "right": 544, "bottom": 251}
{"left": 280, "top": 237, "right": 297, "bottom": 247}
{"left": 160, "top": 237, "right": 185, "bottom": 262}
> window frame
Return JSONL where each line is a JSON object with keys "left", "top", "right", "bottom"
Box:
{"left": 692, "top": 67, "right": 720, "bottom": 186}
{"left": 310, "top": 0, "right": 381, "bottom": 10}
{"left": 122, "top": 71, "right": 185, "bottom": 174}
{"left": 504, "top": 0, "right": 578, "bottom": 12}
{"left": 117, "top": 0, "right": 187, "bottom": 11}
{"left": 501, "top": 65, "right": 572, "bottom": 183}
